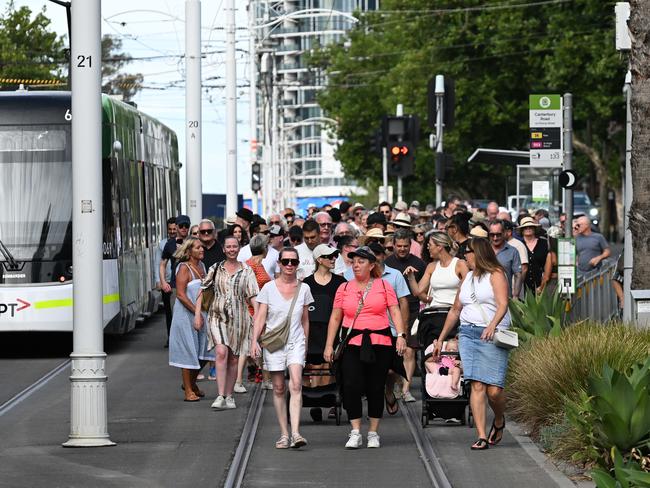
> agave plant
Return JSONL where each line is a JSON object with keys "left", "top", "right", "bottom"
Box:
{"left": 591, "top": 447, "right": 650, "bottom": 488}
{"left": 588, "top": 359, "right": 650, "bottom": 453}
{"left": 508, "top": 288, "right": 565, "bottom": 343}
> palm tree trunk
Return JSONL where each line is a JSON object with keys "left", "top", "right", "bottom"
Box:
{"left": 629, "top": 1, "right": 650, "bottom": 289}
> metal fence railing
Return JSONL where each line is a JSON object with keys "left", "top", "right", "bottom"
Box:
{"left": 566, "top": 260, "right": 619, "bottom": 323}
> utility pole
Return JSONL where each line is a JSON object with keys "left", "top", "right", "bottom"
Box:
{"left": 225, "top": 0, "right": 238, "bottom": 215}
{"left": 248, "top": 1, "right": 259, "bottom": 214}
{"left": 623, "top": 71, "right": 633, "bottom": 321}
{"left": 186, "top": 0, "right": 202, "bottom": 223}
{"left": 63, "top": 0, "right": 114, "bottom": 447}
{"left": 563, "top": 93, "right": 573, "bottom": 237}
{"left": 434, "top": 75, "right": 444, "bottom": 207}
{"left": 396, "top": 103, "right": 403, "bottom": 202}
{"left": 271, "top": 55, "right": 279, "bottom": 212}
{"left": 382, "top": 147, "right": 388, "bottom": 203}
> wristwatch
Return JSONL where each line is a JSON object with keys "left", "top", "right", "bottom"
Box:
{"left": 398, "top": 333, "right": 407, "bottom": 339}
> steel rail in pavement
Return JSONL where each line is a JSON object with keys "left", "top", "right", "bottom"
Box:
{"left": 223, "top": 384, "right": 267, "bottom": 488}
{"left": 0, "top": 359, "right": 71, "bottom": 417}
{"left": 401, "top": 399, "right": 453, "bottom": 488}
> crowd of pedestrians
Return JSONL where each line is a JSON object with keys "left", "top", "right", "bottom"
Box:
{"left": 156, "top": 195, "right": 612, "bottom": 450}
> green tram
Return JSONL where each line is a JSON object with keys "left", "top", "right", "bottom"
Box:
{"left": 0, "top": 90, "right": 181, "bottom": 333}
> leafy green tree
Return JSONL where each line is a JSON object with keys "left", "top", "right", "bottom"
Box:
{"left": 102, "top": 35, "right": 144, "bottom": 101}
{"left": 0, "top": 2, "right": 66, "bottom": 86}
{"left": 314, "top": 0, "right": 626, "bottom": 221}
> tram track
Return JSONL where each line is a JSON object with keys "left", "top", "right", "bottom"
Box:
{"left": 222, "top": 384, "right": 267, "bottom": 488}
{"left": 0, "top": 358, "right": 70, "bottom": 417}
{"left": 401, "top": 399, "right": 453, "bottom": 488}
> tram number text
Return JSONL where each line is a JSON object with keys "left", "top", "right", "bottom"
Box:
{"left": 188, "top": 121, "right": 199, "bottom": 128}
{"left": 77, "top": 55, "right": 92, "bottom": 68}
{"left": 65, "top": 109, "right": 72, "bottom": 121}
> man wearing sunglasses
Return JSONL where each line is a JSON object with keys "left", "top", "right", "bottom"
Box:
{"left": 198, "top": 218, "right": 225, "bottom": 270}
{"left": 489, "top": 220, "right": 522, "bottom": 298}
{"left": 314, "top": 211, "right": 334, "bottom": 245}
{"left": 295, "top": 219, "right": 321, "bottom": 279}
{"left": 160, "top": 214, "right": 191, "bottom": 345}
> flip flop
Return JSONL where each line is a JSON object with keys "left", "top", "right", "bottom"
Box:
{"left": 488, "top": 418, "right": 506, "bottom": 445}
{"left": 471, "top": 438, "right": 489, "bottom": 450}
{"left": 184, "top": 394, "right": 200, "bottom": 402}
{"left": 385, "top": 386, "right": 399, "bottom": 415}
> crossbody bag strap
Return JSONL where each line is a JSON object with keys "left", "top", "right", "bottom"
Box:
{"left": 469, "top": 275, "right": 491, "bottom": 326}
{"left": 283, "top": 280, "right": 302, "bottom": 328}
{"left": 339, "top": 278, "right": 374, "bottom": 343}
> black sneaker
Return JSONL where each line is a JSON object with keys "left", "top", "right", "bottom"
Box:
{"left": 309, "top": 407, "right": 323, "bottom": 422}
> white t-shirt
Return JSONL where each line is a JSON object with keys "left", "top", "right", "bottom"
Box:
{"left": 238, "top": 245, "right": 280, "bottom": 278}
{"left": 256, "top": 281, "right": 314, "bottom": 344}
{"left": 295, "top": 243, "right": 316, "bottom": 280}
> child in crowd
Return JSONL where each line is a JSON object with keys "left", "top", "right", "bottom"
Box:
{"left": 424, "top": 338, "right": 461, "bottom": 397}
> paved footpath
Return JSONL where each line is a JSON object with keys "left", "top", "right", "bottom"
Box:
{"left": 0, "top": 313, "right": 591, "bottom": 487}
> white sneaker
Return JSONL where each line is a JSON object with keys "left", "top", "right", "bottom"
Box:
{"left": 345, "top": 430, "right": 363, "bottom": 449}
{"left": 211, "top": 395, "right": 225, "bottom": 409}
{"left": 367, "top": 431, "right": 381, "bottom": 448}
{"left": 233, "top": 382, "right": 247, "bottom": 394}
{"left": 262, "top": 380, "right": 273, "bottom": 390}
{"left": 402, "top": 391, "right": 416, "bottom": 403}
{"left": 225, "top": 396, "right": 236, "bottom": 409}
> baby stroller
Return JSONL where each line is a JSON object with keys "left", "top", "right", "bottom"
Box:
{"left": 415, "top": 308, "right": 473, "bottom": 428}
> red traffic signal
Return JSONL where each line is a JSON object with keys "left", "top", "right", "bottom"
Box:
{"left": 390, "top": 144, "right": 409, "bottom": 160}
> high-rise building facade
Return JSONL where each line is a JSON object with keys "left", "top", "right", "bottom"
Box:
{"left": 251, "top": 1, "right": 379, "bottom": 215}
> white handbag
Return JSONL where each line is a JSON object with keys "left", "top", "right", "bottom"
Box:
{"left": 470, "top": 276, "right": 518, "bottom": 350}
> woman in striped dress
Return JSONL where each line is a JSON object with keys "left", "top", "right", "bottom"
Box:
{"left": 195, "top": 236, "right": 259, "bottom": 410}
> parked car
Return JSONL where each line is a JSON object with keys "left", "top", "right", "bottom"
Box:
{"left": 572, "top": 191, "right": 599, "bottom": 226}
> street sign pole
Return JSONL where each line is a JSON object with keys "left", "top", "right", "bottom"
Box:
{"left": 382, "top": 147, "right": 388, "bottom": 203}
{"left": 435, "top": 75, "right": 444, "bottom": 207}
{"left": 563, "top": 93, "right": 573, "bottom": 237}
{"left": 63, "top": 0, "right": 115, "bottom": 447}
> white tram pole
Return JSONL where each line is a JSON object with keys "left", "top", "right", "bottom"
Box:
{"left": 186, "top": 0, "right": 203, "bottom": 223}
{"left": 63, "top": 0, "right": 115, "bottom": 448}
{"left": 225, "top": 0, "right": 238, "bottom": 215}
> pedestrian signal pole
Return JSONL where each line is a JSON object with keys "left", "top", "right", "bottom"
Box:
{"left": 225, "top": 0, "right": 238, "bottom": 216}
{"left": 396, "top": 104, "right": 404, "bottom": 202}
{"left": 563, "top": 93, "right": 573, "bottom": 238}
{"left": 64, "top": 0, "right": 114, "bottom": 447}
{"left": 434, "top": 75, "right": 445, "bottom": 207}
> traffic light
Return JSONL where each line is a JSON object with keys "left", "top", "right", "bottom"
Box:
{"left": 251, "top": 162, "right": 261, "bottom": 192}
{"left": 388, "top": 142, "right": 413, "bottom": 175}
{"left": 382, "top": 115, "right": 419, "bottom": 177}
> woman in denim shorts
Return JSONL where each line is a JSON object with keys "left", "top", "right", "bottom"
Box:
{"left": 433, "top": 237, "right": 511, "bottom": 450}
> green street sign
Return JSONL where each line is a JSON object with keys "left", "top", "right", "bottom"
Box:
{"left": 529, "top": 94, "right": 562, "bottom": 110}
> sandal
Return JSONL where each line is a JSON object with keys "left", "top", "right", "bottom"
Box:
{"left": 192, "top": 388, "right": 205, "bottom": 398}
{"left": 275, "top": 435, "right": 290, "bottom": 449}
{"left": 488, "top": 418, "right": 506, "bottom": 445}
{"left": 183, "top": 392, "right": 200, "bottom": 402}
{"left": 385, "top": 386, "right": 399, "bottom": 415}
{"left": 471, "top": 438, "right": 489, "bottom": 450}
{"left": 290, "top": 433, "right": 307, "bottom": 449}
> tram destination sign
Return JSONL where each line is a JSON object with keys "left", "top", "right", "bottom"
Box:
{"left": 529, "top": 94, "right": 563, "bottom": 167}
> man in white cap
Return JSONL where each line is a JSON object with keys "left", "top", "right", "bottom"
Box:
{"left": 351, "top": 203, "right": 366, "bottom": 234}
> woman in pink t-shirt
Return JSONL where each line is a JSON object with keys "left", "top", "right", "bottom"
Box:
{"left": 323, "top": 246, "right": 407, "bottom": 449}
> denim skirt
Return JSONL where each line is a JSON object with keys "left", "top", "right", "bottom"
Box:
{"left": 458, "top": 323, "right": 509, "bottom": 388}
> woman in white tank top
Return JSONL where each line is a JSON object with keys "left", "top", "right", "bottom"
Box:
{"left": 405, "top": 231, "right": 468, "bottom": 309}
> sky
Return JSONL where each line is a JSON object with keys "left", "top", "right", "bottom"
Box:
{"left": 8, "top": 0, "right": 254, "bottom": 210}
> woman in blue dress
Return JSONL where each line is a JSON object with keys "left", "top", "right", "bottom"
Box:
{"left": 168, "top": 237, "right": 214, "bottom": 402}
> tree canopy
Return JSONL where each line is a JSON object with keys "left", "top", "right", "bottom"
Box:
{"left": 313, "top": 0, "right": 627, "bottom": 213}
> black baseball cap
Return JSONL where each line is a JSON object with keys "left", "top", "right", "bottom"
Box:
{"left": 347, "top": 245, "right": 377, "bottom": 262}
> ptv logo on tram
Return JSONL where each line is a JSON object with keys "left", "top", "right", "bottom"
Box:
{"left": 0, "top": 298, "right": 31, "bottom": 318}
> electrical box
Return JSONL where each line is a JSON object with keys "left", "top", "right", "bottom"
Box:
{"left": 631, "top": 290, "right": 650, "bottom": 328}
{"left": 615, "top": 2, "right": 631, "bottom": 51}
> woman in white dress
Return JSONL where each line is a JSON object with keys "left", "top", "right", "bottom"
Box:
{"left": 251, "top": 247, "right": 314, "bottom": 449}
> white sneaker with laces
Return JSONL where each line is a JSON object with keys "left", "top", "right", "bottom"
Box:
{"left": 211, "top": 395, "right": 225, "bottom": 409}
{"left": 233, "top": 382, "right": 247, "bottom": 393}
{"left": 402, "top": 391, "right": 416, "bottom": 403}
{"left": 367, "top": 431, "right": 381, "bottom": 448}
{"left": 345, "top": 430, "right": 363, "bottom": 449}
{"left": 225, "top": 396, "right": 236, "bottom": 409}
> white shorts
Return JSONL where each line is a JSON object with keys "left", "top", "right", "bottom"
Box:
{"left": 263, "top": 340, "right": 306, "bottom": 372}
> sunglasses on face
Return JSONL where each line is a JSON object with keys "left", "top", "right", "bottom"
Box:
{"left": 489, "top": 233, "right": 502, "bottom": 238}
{"left": 320, "top": 253, "right": 338, "bottom": 260}
{"left": 270, "top": 221, "right": 281, "bottom": 225}
{"left": 280, "top": 258, "right": 300, "bottom": 267}
{"left": 199, "top": 229, "right": 213, "bottom": 235}
{"left": 178, "top": 223, "right": 190, "bottom": 229}
{"left": 385, "top": 246, "right": 394, "bottom": 252}
{"left": 414, "top": 232, "right": 424, "bottom": 237}
{"left": 284, "top": 214, "right": 294, "bottom": 219}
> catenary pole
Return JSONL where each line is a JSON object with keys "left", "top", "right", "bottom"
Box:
{"left": 225, "top": 0, "right": 238, "bottom": 215}
{"left": 563, "top": 93, "right": 573, "bottom": 238}
{"left": 186, "top": 0, "right": 202, "bottom": 222}
{"left": 63, "top": 0, "right": 114, "bottom": 447}
{"left": 248, "top": 1, "right": 259, "bottom": 214}
{"left": 396, "top": 104, "right": 403, "bottom": 202}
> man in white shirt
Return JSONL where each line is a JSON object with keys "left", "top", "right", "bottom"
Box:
{"left": 314, "top": 211, "right": 334, "bottom": 245}
{"left": 501, "top": 218, "right": 528, "bottom": 297}
{"left": 295, "top": 219, "right": 320, "bottom": 279}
